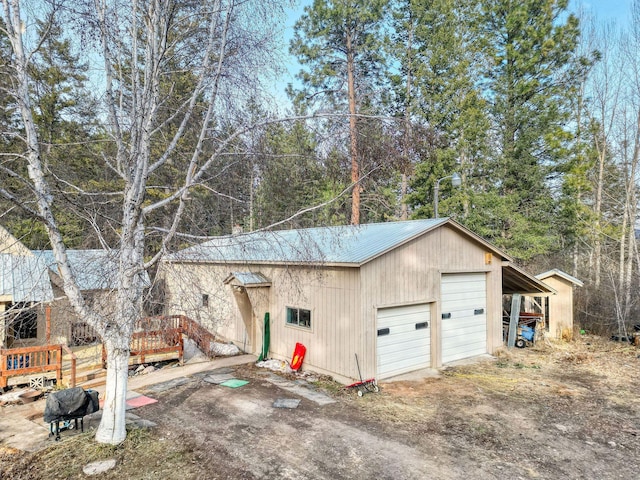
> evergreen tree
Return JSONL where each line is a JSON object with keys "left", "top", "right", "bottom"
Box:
{"left": 290, "top": 0, "right": 389, "bottom": 225}
{"left": 254, "top": 120, "right": 323, "bottom": 229}
{"left": 478, "top": 0, "right": 582, "bottom": 259}
{"left": 0, "top": 17, "right": 101, "bottom": 249}
{"left": 389, "top": 0, "right": 489, "bottom": 220}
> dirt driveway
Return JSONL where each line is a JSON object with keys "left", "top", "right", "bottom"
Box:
{"left": 138, "top": 337, "right": 639, "bottom": 480}
{"left": 2, "top": 337, "right": 639, "bottom": 479}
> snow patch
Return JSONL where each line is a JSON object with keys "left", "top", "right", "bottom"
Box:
{"left": 256, "top": 359, "right": 293, "bottom": 374}
{"left": 210, "top": 342, "right": 240, "bottom": 357}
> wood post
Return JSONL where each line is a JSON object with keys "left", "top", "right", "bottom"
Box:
{"left": 45, "top": 304, "right": 51, "bottom": 344}
{"left": 508, "top": 294, "right": 522, "bottom": 348}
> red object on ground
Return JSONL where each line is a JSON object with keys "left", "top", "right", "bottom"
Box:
{"left": 290, "top": 343, "right": 306, "bottom": 371}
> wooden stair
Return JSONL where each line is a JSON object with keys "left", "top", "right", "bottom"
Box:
{"left": 73, "top": 364, "right": 107, "bottom": 389}
{"left": 62, "top": 344, "right": 106, "bottom": 389}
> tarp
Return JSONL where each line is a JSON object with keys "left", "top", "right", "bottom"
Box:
{"left": 44, "top": 387, "right": 99, "bottom": 423}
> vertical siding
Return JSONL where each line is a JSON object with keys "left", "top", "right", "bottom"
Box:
{"left": 162, "top": 261, "right": 361, "bottom": 383}
{"left": 544, "top": 277, "right": 574, "bottom": 339}
{"left": 267, "top": 266, "right": 361, "bottom": 381}
{"left": 161, "top": 262, "right": 248, "bottom": 347}
{"left": 161, "top": 224, "right": 505, "bottom": 383}
{"left": 361, "top": 225, "right": 502, "bottom": 375}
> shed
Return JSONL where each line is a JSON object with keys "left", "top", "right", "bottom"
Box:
{"left": 535, "top": 269, "right": 583, "bottom": 340}
{"left": 161, "top": 219, "right": 552, "bottom": 384}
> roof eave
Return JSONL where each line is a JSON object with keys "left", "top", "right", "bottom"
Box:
{"left": 502, "top": 261, "right": 556, "bottom": 295}
{"left": 536, "top": 269, "right": 584, "bottom": 287}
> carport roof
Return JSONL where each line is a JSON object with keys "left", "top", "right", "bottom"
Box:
{"left": 503, "top": 263, "right": 555, "bottom": 295}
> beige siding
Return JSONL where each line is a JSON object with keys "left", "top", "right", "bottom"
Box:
{"left": 47, "top": 291, "right": 113, "bottom": 346}
{"left": 361, "top": 225, "right": 502, "bottom": 373}
{"left": 162, "top": 224, "right": 505, "bottom": 383}
{"left": 160, "top": 262, "right": 245, "bottom": 346}
{"left": 161, "top": 262, "right": 361, "bottom": 383}
{"left": 0, "top": 226, "right": 33, "bottom": 256}
{"left": 268, "top": 267, "right": 360, "bottom": 381}
{"left": 543, "top": 277, "right": 575, "bottom": 339}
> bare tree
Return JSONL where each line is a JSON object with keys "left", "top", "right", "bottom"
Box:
{"left": 0, "top": 0, "right": 285, "bottom": 444}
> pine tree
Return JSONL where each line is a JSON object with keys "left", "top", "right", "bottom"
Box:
{"left": 388, "top": 0, "right": 489, "bottom": 220}
{"left": 478, "top": 0, "right": 582, "bottom": 259}
{"left": 290, "top": 0, "right": 389, "bottom": 225}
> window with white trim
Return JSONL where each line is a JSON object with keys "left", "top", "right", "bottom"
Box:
{"left": 286, "top": 307, "right": 311, "bottom": 329}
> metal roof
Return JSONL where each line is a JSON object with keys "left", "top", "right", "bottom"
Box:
{"left": 0, "top": 253, "right": 54, "bottom": 302}
{"left": 33, "top": 249, "right": 121, "bottom": 291}
{"left": 167, "top": 219, "right": 554, "bottom": 296}
{"left": 168, "top": 218, "right": 452, "bottom": 266}
{"left": 502, "top": 263, "right": 556, "bottom": 295}
{"left": 224, "top": 272, "right": 272, "bottom": 287}
{"left": 536, "top": 269, "right": 583, "bottom": 287}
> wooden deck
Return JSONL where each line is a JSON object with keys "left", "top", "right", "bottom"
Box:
{"left": 0, "top": 344, "right": 62, "bottom": 389}
{"left": 2, "top": 315, "right": 217, "bottom": 389}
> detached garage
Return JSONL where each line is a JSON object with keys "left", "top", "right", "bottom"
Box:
{"left": 376, "top": 303, "right": 431, "bottom": 379}
{"left": 441, "top": 273, "right": 487, "bottom": 364}
{"left": 162, "top": 218, "right": 552, "bottom": 384}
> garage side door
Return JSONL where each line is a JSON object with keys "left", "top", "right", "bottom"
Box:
{"left": 377, "top": 303, "right": 431, "bottom": 380}
{"left": 441, "top": 273, "right": 487, "bottom": 364}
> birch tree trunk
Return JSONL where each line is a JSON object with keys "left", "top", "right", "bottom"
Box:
{"left": 1, "top": 0, "right": 284, "bottom": 445}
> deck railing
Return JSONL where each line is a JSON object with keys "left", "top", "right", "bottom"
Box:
{"left": 176, "top": 316, "right": 217, "bottom": 356}
{"left": 61, "top": 345, "right": 77, "bottom": 388}
{"left": 135, "top": 315, "right": 216, "bottom": 355}
{"left": 0, "top": 344, "right": 63, "bottom": 389}
{"left": 1, "top": 315, "right": 216, "bottom": 387}
{"left": 102, "top": 315, "right": 215, "bottom": 367}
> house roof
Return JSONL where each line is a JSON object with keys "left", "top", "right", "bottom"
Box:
{"left": 167, "top": 218, "right": 552, "bottom": 295}
{"left": 0, "top": 253, "right": 54, "bottom": 303}
{"left": 167, "top": 218, "right": 512, "bottom": 266}
{"left": 33, "top": 249, "right": 121, "bottom": 291}
{"left": 536, "top": 269, "right": 584, "bottom": 287}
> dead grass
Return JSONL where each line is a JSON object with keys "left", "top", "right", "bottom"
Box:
{"left": 359, "top": 335, "right": 640, "bottom": 428}
{"left": 0, "top": 427, "right": 205, "bottom": 480}
{"left": 1, "top": 335, "right": 638, "bottom": 479}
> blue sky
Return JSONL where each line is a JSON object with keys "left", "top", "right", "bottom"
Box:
{"left": 273, "top": 0, "right": 635, "bottom": 106}
{"left": 575, "top": 0, "right": 634, "bottom": 22}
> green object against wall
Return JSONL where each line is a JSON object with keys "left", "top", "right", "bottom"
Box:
{"left": 258, "top": 312, "right": 270, "bottom": 361}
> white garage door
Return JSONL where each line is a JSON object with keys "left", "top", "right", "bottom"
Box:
{"left": 377, "top": 303, "right": 431, "bottom": 380}
{"left": 441, "top": 273, "right": 487, "bottom": 364}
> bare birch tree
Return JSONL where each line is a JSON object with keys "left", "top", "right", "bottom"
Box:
{"left": 0, "top": 0, "right": 284, "bottom": 444}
